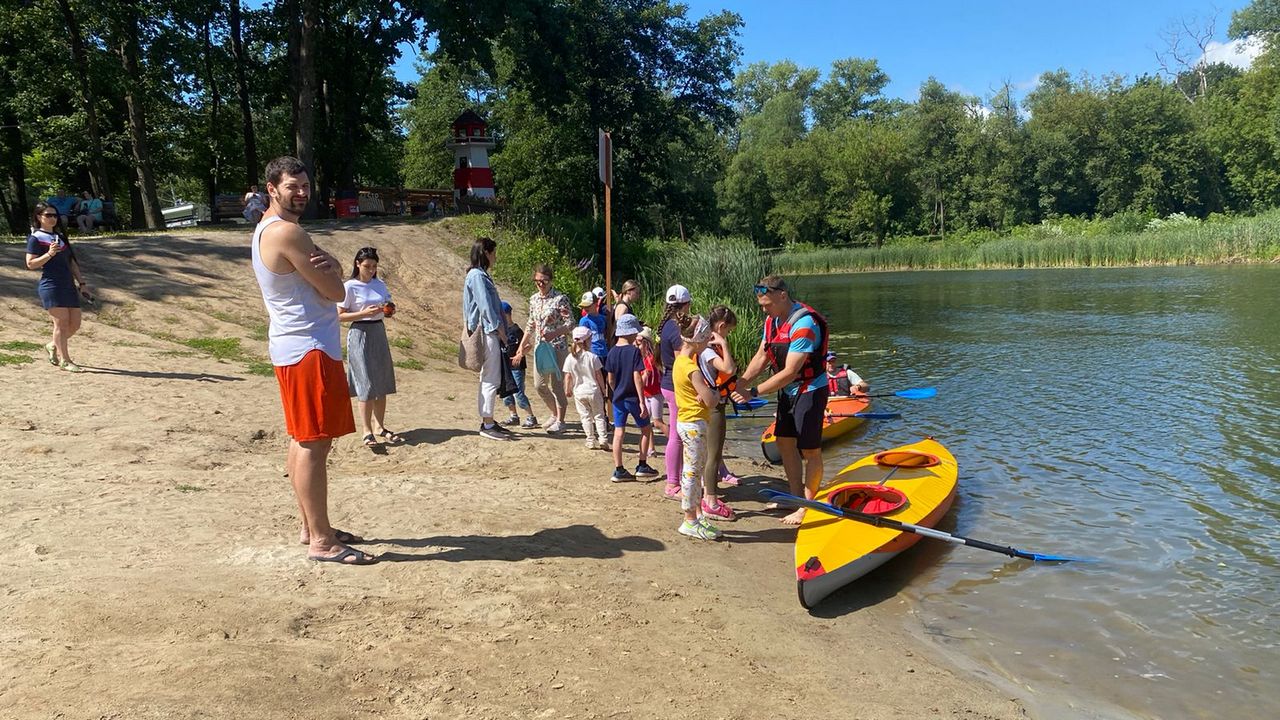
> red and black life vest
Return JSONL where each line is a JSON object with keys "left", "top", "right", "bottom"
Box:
{"left": 764, "top": 302, "right": 828, "bottom": 385}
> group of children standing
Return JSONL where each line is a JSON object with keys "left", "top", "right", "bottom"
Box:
{"left": 504, "top": 281, "right": 744, "bottom": 541}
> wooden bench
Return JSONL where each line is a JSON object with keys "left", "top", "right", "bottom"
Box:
{"left": 213, "top": 193, "right": 249, "bottom": 223}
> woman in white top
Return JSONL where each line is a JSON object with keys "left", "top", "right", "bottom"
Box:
{"left": 243, "top": 185, "right": 268, "bottom": 223}
{"left": 337, "top": 247, "right": 400, "bottom": 446}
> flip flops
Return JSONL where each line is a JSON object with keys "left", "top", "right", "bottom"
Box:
{"left": 308, "top": 547, "right": 377, "bottom": 565}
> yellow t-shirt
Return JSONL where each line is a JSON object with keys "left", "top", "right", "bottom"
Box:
{"left": 673, "top": 354, "right": 711, "bottom": 424}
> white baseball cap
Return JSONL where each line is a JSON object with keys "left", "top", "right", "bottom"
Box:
{"left": 665, "top": 284, "right": 691, "bottom": 304}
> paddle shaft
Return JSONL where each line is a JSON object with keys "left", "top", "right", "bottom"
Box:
{"left": 826, "top": 412, "right": 901, "bottom": 419}
{"left": 760, "top": 490, "right": 1087, "bottom": 562}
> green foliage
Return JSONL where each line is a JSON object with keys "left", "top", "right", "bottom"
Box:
{"left": 0, "top": 352, "right": 35, "bottom": 366}
{"left": 182, "top": 337, "right": 245, "bottom": 361}
{"left": 394, "top": 358, "right": 425, "bottom": 371}
{"left": 0, "top": 341, "right": 43, "bottom": 352}
{"left": 245, "top": 361, "right": 275, "bottom": 377}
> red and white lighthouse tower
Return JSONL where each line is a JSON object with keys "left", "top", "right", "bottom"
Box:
{"left": 446, "top": 110, "right": 496, "bottom": 202}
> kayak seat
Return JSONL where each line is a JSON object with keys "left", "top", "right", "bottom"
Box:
{"left": 829, "top": 484, "right": 907, "bottom": 515}
{"left": 873, "top": 449, "right": 940, "bottom": 468}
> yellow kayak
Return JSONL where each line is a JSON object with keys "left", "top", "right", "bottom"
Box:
{"left": 794, "top": 437, "right": 958, "bottom": 609}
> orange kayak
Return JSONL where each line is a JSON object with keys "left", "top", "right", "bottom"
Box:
{"left": 760, "top": 394, "right": 871, "bottom": 463}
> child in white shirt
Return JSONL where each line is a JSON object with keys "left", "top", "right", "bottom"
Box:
{"left": 563, "top": 325, "right": 609, "bottom": 450}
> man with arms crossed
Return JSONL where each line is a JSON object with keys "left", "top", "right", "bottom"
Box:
{"left": 735, "top": 276, "right": 830, "bottom": 525}
{"left": 252, "top": 156, "right": 375, "bottom": 565}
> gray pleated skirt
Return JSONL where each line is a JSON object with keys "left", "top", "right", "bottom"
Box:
{"left": 347, "top": 321, "right": 397, "bottom": 400}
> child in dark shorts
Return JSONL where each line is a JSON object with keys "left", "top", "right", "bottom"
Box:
{"left": 604, "top": 313, "right": 658, "bottom": 482}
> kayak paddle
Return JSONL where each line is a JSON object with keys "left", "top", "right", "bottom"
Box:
{"left": 856, "top": 387, "right": 936, "bottom": 400}
{"left": 827, "top": 411, "right": 901, "bottom": 420}
{"left": 759, "top": 489, "right": 1096, "bottom": 563}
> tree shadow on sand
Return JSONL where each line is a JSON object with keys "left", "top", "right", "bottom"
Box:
{"left": 374, "top": 524, "right": 665, "bottom": 563}
{"left": 80, "top": 365, "right": 245, "bottom": 382}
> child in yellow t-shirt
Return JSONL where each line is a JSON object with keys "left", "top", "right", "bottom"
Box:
{"left": 671, "top": 315, "right": 722, "bottom": 540}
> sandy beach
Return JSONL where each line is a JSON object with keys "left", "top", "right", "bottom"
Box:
{"left": 0, "top": 219, "right": 1028, "bottom": 719}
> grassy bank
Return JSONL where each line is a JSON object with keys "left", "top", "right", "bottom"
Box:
{"left": 456, "top": 215, "right": 770, "bottom": 363}
{"left": 774, "top": 210, "right": 1280, "bottom": 274}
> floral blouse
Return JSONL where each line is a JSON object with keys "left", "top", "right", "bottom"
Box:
{"left": 526, "top": 287, "right": 572, "bottom": 351}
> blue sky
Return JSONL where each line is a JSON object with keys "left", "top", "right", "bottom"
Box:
{"left": 392, "top": 1, "right": 1259, "bottom": 102}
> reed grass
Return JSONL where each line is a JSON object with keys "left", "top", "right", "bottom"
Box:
{"left": 775, "top": 211, "right": 1280, "bottom": 274}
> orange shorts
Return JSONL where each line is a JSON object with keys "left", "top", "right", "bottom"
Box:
{"left": 274, "top": 349, "right": 356, "bottom": 442}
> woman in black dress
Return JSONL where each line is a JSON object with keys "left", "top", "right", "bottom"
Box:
{"left": 24, "top": 202, "right": 94, "bottom": 372}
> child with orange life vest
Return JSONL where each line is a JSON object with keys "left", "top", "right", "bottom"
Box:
{"left": 695, "top": 305, "right": 740, "bottom": 520}
{"left": 564, "top": 325, "right": 610, "bottom": 450}
{"left": 672, "top": 315, "right": 723, "bottom": 539}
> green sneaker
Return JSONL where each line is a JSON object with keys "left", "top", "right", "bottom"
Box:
{"left": 678, "top": 519, "right": 720, "bottom": 541}
{"left": 44, "top": 342, "right": 57, "bottom": 365}
{"left": 60, "top": 360, "right": 83, "bottom": 373}
{"left": 696, "top": 516, "right": 723, "bottom": 539}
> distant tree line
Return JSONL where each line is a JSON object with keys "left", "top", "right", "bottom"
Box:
{"left": 7, "top": 0, "right": 1280, "bottom": 246}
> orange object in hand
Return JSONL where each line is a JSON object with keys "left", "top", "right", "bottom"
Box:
{"left": 382, "top": 301, "right": 395, "bottom": 318}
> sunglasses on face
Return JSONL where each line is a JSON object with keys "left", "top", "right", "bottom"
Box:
{"left": 40, "top": 212, "right": 58, "bottom": 218}
{"left": 753, "top": 284, "right": 782, "bottom": 296}
{"left": 533, "top": 277, "right": 550, "bottom": 284}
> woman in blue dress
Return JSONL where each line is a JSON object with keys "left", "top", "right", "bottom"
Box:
{"left": 24, "top": 202, "right": 95, "bottom": 372}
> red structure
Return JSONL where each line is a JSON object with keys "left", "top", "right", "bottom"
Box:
{"left": 446, "top": 110, "right": 496, "bottom": 202}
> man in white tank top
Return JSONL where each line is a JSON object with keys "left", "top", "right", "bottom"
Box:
{"left": 253, "top": 156, "right": 374, "bottom": 565}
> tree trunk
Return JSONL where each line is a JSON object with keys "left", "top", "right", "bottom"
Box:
{"left": 228, "top": 0, "right": 258, "bottom": 185}
{"left": 0, "top": 82, "right": 28, "bottom": 234}
{"left": 115, "top": 2, "right": 164, "bottom": 229}
{"left": 293, "top": 0, "right": 319, "bottom": 218}
{"left": 203, "top": 8, "right": 221, "bottom": 220}
{"left": 55, "top": 0, "right": 111, "bottom": 198}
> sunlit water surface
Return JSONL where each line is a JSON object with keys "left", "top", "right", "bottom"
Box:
{"left": 724, "top": 266, "right": 1279, "bottom": 719}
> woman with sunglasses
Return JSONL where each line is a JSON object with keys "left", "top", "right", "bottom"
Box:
{"left": 24, "top": 202, "right": 94, "bottom": 372}
{"left": 337, "top": 247, "right": 401, "bottom": 446}
{"left": 513, "top": 263, "right": 572, "bottom": 434}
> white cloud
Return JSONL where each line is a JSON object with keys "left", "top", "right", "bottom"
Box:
{"left": 1199, "top": 37, "right": 1265, "bottom": 69}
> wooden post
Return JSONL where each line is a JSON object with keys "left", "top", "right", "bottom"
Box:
{"left": 605, "top": 183, "right": 612, "bottom": 302}
{"left": 599, "top": 129, "right": 613, "bottom": 301}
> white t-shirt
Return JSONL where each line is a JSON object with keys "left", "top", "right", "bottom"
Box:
{"left": 341, "top": 277, "right": 391, "bottom": 321}
{"left": 562, "top": 350, "right": 603, "bottom": 397}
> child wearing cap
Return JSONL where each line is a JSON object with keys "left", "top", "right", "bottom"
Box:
{"left": 564, "top": 325, "right": 609, "bottom": 450}
{"left": 500, "top": 301, "right": 537, "bottom": 427}
{"left": 672, "top": 315, "right": 723, "bottom": 540}
{"left": 637, "top": 326, "right": 664, "bottom": 441}
{"left": 604, "top": 313, "right": 659, "bottom": 481}
{"left": 658, "top": 284, "right": 692, "bottom": 499}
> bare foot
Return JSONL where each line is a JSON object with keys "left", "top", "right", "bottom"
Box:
{"left": 307, "top": 543, "right": 377, "bottom": 565}
{"left": 781, "top": 507, "right": 806, "bottom": 525}
{"left": 299, "top": 527, "right": 364, "bottom": 545}
{"left": 764, "top": 501, "right": 780, "bottom": 511}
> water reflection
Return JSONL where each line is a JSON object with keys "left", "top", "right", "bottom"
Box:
{"left": 759, "top": 266, "right": 1280, "bottom": 719}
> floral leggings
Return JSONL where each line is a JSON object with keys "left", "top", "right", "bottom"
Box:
{"left": 676, "top": 420, "right": 707, "bottom": 513}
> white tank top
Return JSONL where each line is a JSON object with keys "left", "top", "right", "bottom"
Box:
{"left": 251, "top": 215, "right": 342, "bottom": 365}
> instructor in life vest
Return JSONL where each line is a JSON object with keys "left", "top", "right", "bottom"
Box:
{"left": 734, "top": 275, "right": 830, "bottom": 525}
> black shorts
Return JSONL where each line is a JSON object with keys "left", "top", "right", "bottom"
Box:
{"left": 774, "top": 386, "right": 829, "bottom": 450}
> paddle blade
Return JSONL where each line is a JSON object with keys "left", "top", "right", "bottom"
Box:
{"left": 853, "top": 411, "right": 901, "bottom": 420}
{"left": 1027, "top": 552, "right": 1101, "bottom": 563}
{"left": 895, "top": 387, "right": 937, "bottom": 400}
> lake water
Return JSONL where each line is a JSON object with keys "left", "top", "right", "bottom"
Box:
{"left": 729, "top": 266, "right": 1280, "bottom": 719}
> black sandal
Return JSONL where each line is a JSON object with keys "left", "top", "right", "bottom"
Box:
{"left": 377, "top": 429, "right": 403, "bottom": 443}
{"left": 362, "top": 433, "right": 378, "bottom": 447}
